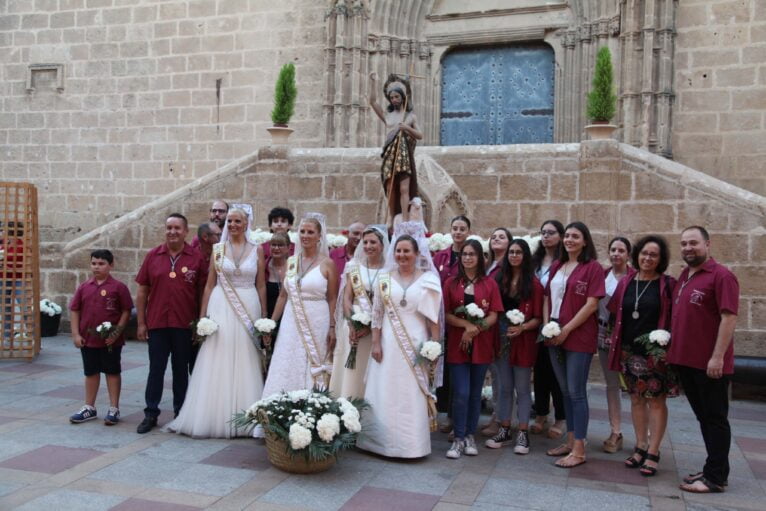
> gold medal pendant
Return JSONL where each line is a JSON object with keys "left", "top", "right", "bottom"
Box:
{"left": 234, "top": 269, "right": 242, "bottom": 276}
{"left": 100, "top": 289, "right": 107, "bottom": 297}
{"left": 169, "top": 271, "right": 177, "bottom": 278}
{"left": 400, "top": 299, "right": 407, "bottom": 307}
{"left": 181, "top": 266, "right": 188, "bottom": 273}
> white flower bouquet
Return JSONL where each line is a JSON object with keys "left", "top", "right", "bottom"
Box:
{"left": 467, "top": 234, "right": 490, "bottom": 255}
{"left": 190, "top": 317, "right": 218, "bottom": 344}
{"left": 232, "top": 390, "right": 368, "bottom": 462}
{"left": 327, "top": 234, "right": 348, "bottom": 248}
{"left": 454, "top": 302, "right": 488, "bottom": 331}
{"left": 506, "top": 309, "right": 525, "bottom": 326}
{"left": 345, "top": 305, "right": 372, "bottom": 369}
{"left": 39, "top": 298, "right": 62, "bottom": 317}
{"left": 633, "top": 329, "right": 672, "bottom": 358}
{"left": 419, "top": 340, "right": 443, "bottom": 362}
{"left": 248, "top": 228, "right": 273, "bottom": 245}
{"left": 253, "top": 318, "right": 277, "bottom": 337}
{"left": 90, "top": 321, "right": 119, "bottom": 352}
{"left": 537, "top": 320, "right": 561, "bottom": 344}
{"left": 427, "top": 232, "right": 453, "bottom": 252}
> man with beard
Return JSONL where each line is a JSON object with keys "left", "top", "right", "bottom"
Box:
{"left": 191, "top": 200, "right": 228, "bottom": 248}
{"left": 135, "top": 214, "right": 206, "bottom": 434}
{"left": 330, "top": 221, "right": 365, "bottom": 277}
{"left": 668, "top": 226, "right": 739, "bottom": 494}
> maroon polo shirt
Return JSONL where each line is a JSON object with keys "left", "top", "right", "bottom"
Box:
{"left": 329, "top": 246, "right": 354, "bottom": 276}
{"left": 190, "top": 235, "right": 200, "bottom": 249}
{"left": 545, "top": 259, "right": 606, "bottom": 353}
{"left": 69, "top": 276, "right": 133, "bottom": 348}
{"left": 433, "top": 247, "right": 459, "bottom": 284}
{"left": 667, "top": 258, "right": 739, "bottom": 374}
{"left": 135, "top": 242, "right": 206, "bottom": 330}
{"left": 444, "top": 276, "right": 504, "bottom": 365}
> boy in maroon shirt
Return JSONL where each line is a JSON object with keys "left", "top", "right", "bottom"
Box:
{"left": 69, "top": 249, "right": 133, "bottom": 425}
{"left": 135, "top": 213, "right": 206, "bottom": 434}
{"left": 669, "top": 226, "right": 739, "bottom": 494}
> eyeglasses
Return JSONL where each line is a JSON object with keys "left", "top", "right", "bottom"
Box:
{"left": 270, "top": 243, "right": 287, "bottom": 248}
{"left": 541, "top": 230, "right": 558, "bottom": 237}
{"left": 210, "top": 208, "right": 227, "bottom": 214}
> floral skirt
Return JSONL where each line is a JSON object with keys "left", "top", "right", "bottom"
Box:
{"left": 620, "top": 349, "right": 679, "bottom": 398}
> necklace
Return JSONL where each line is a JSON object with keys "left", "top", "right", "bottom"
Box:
{"left": 675, "top": 270, "right": 697, "bottom": 305}
{"left": 632, "top": 276, "right": 654, "bottom": 319}
{"left": 228, "top": 241, "right": 247, "bottom": 276}
{"left": 365, "top": 259, "right": 382, "bottom": 300}
{"left": 168, "top": 252, "right": 182, "bottom": 279}
{"left": 464, "top": 274, "right": 478, "bottom": 293}
{"left": 398, "top": 269, "right": 417, "bottom": 307}
{"left": 297, "top": 253, "right": 319, "bottom": 290}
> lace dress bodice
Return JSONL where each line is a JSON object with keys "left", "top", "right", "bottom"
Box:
{"left": 216, "top": 243, "right": 258, "bottom": 288}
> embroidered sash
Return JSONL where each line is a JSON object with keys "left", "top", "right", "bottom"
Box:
{"left": 285, "top": 255, "right": 331, "bottom": 390}
{"left": 213, "top": 244, "right": 255, "bottom": 335}
{"left": 349, "top": 265, "right": 373, "bottom": 316}
{"left": 378, "top": 272, "right": 438, "bottom": 431}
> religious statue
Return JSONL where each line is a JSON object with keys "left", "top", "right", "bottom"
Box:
{"left": 369, "top": 73, "right": 423, "bottom": 225}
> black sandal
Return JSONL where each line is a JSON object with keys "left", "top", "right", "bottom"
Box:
{"left": 680, "top": 476, "right": 725, "bottom": 494}
{"left": 624, "top": 447, "right": 647, "bottom": 468}
{"left": 639, "top": 452, "right": 660, "bottom": 477}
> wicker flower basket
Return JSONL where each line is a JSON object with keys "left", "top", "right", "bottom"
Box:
{"left": 259, "top": 411, "right": 336, "bottom": 474}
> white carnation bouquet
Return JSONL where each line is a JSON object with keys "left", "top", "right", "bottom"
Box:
{"left": 537, "top": 320, "right": 561, "bottom": 343}
{"left": 248, "top": 228, "right": 273, "bottom": 245}
{"left": 252, "top": 318, "right": 278, "bottom": 374}
{"left": 39, "top": 298, "right": 62, "bottom": 317}
{"left": 90, "top": 321, "right": 119, "bottom": 352}
{"left": 454, "top": 302, "right": 488, "bottom": 331}
{"left": 345, "top": 305, "right": 372, "bottom": 369}
{"left": 427, "top": 232, "right": 453, "bottom": 252}
{"left": 506, "top": 309, "right": 525, "bottom": 326}
{"left": 253, "top": 318, "right": 277, "bottom": 337}
{"left": 327, "top": 234, "right": 348, "bottom": 248}
{"left": 419, "top": 340, "right": 443, "bottom": 362}
{"left": 633, "top": 329, "right": 672, "bottom": 359}
{"left": 232, "top": 390, "right": 368, "bottom": 462}
{"left": 501, "top": 309, "right": 525, "bottom": 357}
{"left": 190, "top": 317, "right": 218, "bottom": 344}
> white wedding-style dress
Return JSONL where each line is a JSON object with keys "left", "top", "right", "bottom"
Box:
{"left": 357, "top": 271, "right": 442, "bottom": 458}
{"left": 166, "top": 245, "right": 263, "bottom": 438}
{"left": 261, "top": 265, "right": 331, "bottom": 397}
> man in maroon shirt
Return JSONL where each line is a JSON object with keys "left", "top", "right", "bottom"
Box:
{"left": 329, "top": 221, "right": 365, "bottom": 277}
{"left": 135, "top": 213, "right": 206, "bottom": 434}
{"left": 194, "top": 221, "right": 221, "bottom": 266}
{"left": 190, "top": 200, "right": 228, "bottom": 249}
{"left": 668, "top": 226, "right": 739, "bottom": 493}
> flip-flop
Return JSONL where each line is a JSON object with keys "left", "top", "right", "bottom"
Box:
{"left": 683, "top": 471, "right": 728, "bottom": 486}
{"left": 679, "top": 477, "right": 724, "bottom": 494}
{"left": 555, "top": 453, "right": 586, "bottom": 469}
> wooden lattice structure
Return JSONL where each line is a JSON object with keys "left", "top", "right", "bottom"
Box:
{"left": 0, "top": 183, "right": 40, "bottom": 359}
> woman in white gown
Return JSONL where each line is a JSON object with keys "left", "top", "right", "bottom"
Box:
{"left": 261, "top": 213, "right": 338, "bottom": 397}
{"left": 357, "top": 221, "right": 443, "bottom": 458}
{"left": 166, "top": 206, "right": 267, "bottom": 438}
{"left": 330, "top": 225, "right": 388, "bottom": 399}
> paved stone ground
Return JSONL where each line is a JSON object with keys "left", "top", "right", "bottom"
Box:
{"left": 0, "top": 336, "right": 764, "bottom": 511}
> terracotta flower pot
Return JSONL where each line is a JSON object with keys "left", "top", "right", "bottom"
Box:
{"left": 585, "top": 123, "right": 617, "bottom": 140}
{"left": 267, "top": 126, "right": 294, "bottom": 145}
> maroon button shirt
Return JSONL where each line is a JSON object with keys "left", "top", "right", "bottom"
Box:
{"left": 135, "top": 243, "right": 206, "bottom": 330}
{"left": 69, "top": 276, "right": 133, "bottom": 348}
{"left": 508, "top": 278, "right": 544, "bottom": 368}
{"left": 329, "top": 246, "right": 353, "bottom": 276}
{"left": 432, "top": 247, "right": 459, "bottom": 284}
{"left": 443, "top": 276, "right": 504, "bottom": 365}
{"left": 545, "top": 259, "right": 606, "bottom": 353}
{"left": 667, "top": 258, "right": 739, "bottom": 374}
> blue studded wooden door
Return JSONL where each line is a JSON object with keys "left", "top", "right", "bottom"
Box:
{"left": 440, "top": 44, "right": 555, "bottom": 145}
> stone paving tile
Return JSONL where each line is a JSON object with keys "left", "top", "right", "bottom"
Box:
{"left": 737, "top": 436, "right": 766, "bottom": 455}
{"left": 0, "top": 482, "right": 23, "bottom": 498}
{"left": 200, "top": 443, "right": 273, "bottom": 471}
{"left": 340, "top": 486, "right": 441, "bottom": 511}
{"left": 142, "top": 437, "right": 228, "bottom": 463}
{"left": 110, "top": 498, "right": 203, "bottom": 511}
{"left": 90, "top": 453, "right": 191, "bottom": 486}
{"left": 0, "top": 415, "right": 17, "bottom": 425}
{"left": 474, "top": 477, "right": 566, "bottom": 510}
{"left": 0, "top": 444, "right": 103, "bottom": 474}
{"left": 746, "top": 458, "right": 766, "bottom": 480}
{"left": 562, "top": 485, "right": 651, "bottom": 511}
{"left": 0, "top": 362, "right": 63, "bottom": 374}
{"left": 13, "top": 489, "right": 126, "bottom": 511}
{"left": 157, "top": 462, "right": 258, "bottom": 497}
{"left": 42, "top": 384, "right": 87, "bottom": 399}
{"left": 365, "top": 458, "right": 461, "bottom": 496}
{"left": 568, "top": 457, "right": 648, "bottom": 487}
{"left": 730, "top": 407, "right": 766, "bottom": 423}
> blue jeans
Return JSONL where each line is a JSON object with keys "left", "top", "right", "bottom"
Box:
{"left": 450, "top": 363, "right": 489, "bottom": 439}
{"left": 548, "top": 346, "right": 593, "bottom": 440}
{"left": 144, "top": 328, "right": 192, "bottom": 419}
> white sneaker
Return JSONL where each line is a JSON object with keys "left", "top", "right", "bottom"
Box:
{"left": 446, "top": 439, "right": 464, "bottom": 459}
{"left": 464, "top": 435, "right": 478, "bottom": 456}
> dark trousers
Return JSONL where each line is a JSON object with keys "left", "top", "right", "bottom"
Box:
{"left": 677, "top": 365, "right": 731, "bottom": 486}
{"left": 450, "top": 363, "right": 490, "bottom": 439}
{"left": 533, "top": 346, "right": 565, "bottom": 421}
{"left": 436, "top": 361, "right": 452, "bottom": 415}
{"left": 144, "top": 328, "right": 192, "bottom": 419}
{"left": 189, "top": 341, "right": 200, "bottom": 374}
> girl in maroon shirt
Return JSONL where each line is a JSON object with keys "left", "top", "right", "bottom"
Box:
{"left": 443, "top": 239, "right": 503, "bottom": 459}
{"left": 485, "top": 239, "right": 543, "bottom": 453}
{"left": 543, "top": 221, "right": 605, "bottom": 468}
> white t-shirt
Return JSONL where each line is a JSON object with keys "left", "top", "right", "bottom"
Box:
{"left": 598, "top": 270, "right": 620, "bottom": 323}
{"left": 549, "top": 270, "right": 569, "bottom": 319}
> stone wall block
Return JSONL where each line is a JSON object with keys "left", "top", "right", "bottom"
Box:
{"left": 731, "top": 265, "right": 766, "bottom": 295}
{"left": 635, "top": 173, "right": 685, "bottom": 200}
{"left": 473, "top": 203, "right": 519, "bottom": 231}
{"left": 340, "top": 202, "right": 380, "bottom": 225}
{"left": 579, "top": 172, "right": 616, "bottom": 201}
{"left": 676, "top": 202, "right": 730, "bottom": 231}
{"left": 518, "top": 203, "right": 570, "bottom": 231}
{"left": 619, "top": 203, "right": 675, "bottom": 232}
{"left": 549, "top": 174, "right": 578, "bottom": 201}
{"left": 293, "top": 201, "right": 340, "bottom": 226}
{"left": 751, "top": 299, "right": 766, "bottom": 329}
{"left": 324, "top": 175, "right": 365, "bottom": 200}
{"left": 454, "top": 175, "right": 499, "bottom": 201}
{"left": 571, "top": 203, "right": 618, "bottom": 233}
{"left": 498, "top": 174, "right": 548, "bottom": 201}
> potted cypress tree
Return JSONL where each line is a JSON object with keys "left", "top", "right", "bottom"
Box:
{"left": 267, "top": 62, "right": 297, "bottom": 145}
{"left": 585, "top": 46, "right": 618, "bottom": 140}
